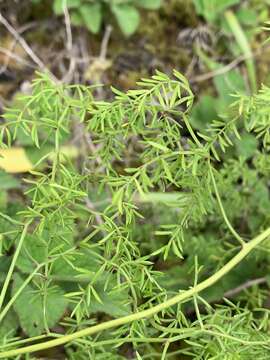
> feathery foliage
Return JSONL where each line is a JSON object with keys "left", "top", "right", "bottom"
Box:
{"left": 0, "top": 69, "right": 270, "bottom": 359}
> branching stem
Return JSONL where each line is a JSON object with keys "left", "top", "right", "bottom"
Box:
{"left": 1, "top": 226, "right": 270, "bottom": 358}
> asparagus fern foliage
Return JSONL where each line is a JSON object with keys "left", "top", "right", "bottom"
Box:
{"left": 0, "top": 70, "right": 270, "bottom": 359}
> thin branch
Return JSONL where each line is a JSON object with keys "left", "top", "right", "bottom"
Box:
{"left": 209, "top": 164, "right": 245, "bottom": 247}
{"left": 191, "top": 43, "right": 270, "bottom": 83}
{"left": 0, "top": 46, "right": 35, "bottom": 69}
{"left": 192, "top": 54, "right": 248, "bottom": 83}
{"left": 61, "top": 0, "right": 77, "bottom": 83}
{"left": 224, "top": 277, "right": 267, "bottom": 298}
{"left": 99, "top": 25, "right": 112, "bottom": 60}
{"left": 62, "top": 0, "right": 72, "bottom": 53}
{"left": 0, "top": 13, "right": 57, "bottom": 81}
{"left": 0, "top": 222, "right": 30, "bottom": 313}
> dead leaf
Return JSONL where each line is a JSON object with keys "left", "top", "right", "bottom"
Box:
{"left": 0, "top": 146, "right": 79, "bottom": 173}
{"left": 0, "top": 148, "right": 33, "bottom": 173}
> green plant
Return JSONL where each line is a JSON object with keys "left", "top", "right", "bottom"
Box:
{"left": 193, "top": 0, "right": 241, "bottom": 23}
{"left": 50, "top": 0, "right": 162, "bottom": 36}
{"left": 0, "top": 69, "right": 270, "bottom": 359}
{"left": 190, "top": 1, "right": 270, "bottom": 137}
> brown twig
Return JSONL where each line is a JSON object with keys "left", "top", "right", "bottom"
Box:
{"left": 0, "top": 13, "right": 57, "bottom": 81}
{"left": 63, "top": 0, "right": 72, "bottom": 53}
{"left": 61, "top": 0, "right": 78, "bottom": 83}
{"left": 0, "top": 46, "right": 35, "bottom": 70}
{"left": 191, "top": 54, "right": 249, "bottom": 83}
{"left": 99, "top": 25, "right": 112, "bottom": 60}
{"left": 191, "top": 44, "right": 270, "bottom": 83}
{"left": 224, "top": 277, "right": 267, "bottom": 298}
{"left": 0, "top": 21, "right": 40, "bottom": 74}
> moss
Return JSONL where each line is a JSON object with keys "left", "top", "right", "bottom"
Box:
{"left": 105, "top": 0, "right": 199, "bottom": 89}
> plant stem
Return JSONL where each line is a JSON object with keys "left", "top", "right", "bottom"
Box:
{"left": 1, "top": 227, "right": 270, "bottom": 358}
{"left": 225, "top": 10, "right": 257, "bottom": 93}
{"left": 0, "top": 211, "right": 23, "bottom": 226}
{"left": 209, "top": 164, "right": 245, "bottom": 246}
{"left": 0, "top": 222, "right": 30, "bottom": 313}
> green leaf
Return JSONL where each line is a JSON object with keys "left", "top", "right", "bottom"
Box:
{"left": 148, "top": 141, "right": 170, "bottom": 152}
{"left": 16, "top": 234, "right": 47, "bottom": 273}
{"left": 138, "top": 192, "right": 189, "bottom": 207}
{"left": 89, "top": 275, "right": 131, "bottom": 317}
{"left": 136, "top": 0, "right": 162, "bottom": 9}
{"left": 70, "top": 10, "right": 84, "bottom": 26}
{"left": 51, "top": 249, "right": 101, "bottom": 277}
{"left": 16, "top": 221, "right": 75, "bottom": 273}
{"left": 0, "top": 310, "right": 18, "bottom": 340}
{"left": 236, "top": 8, "right": 258, "bottom": 27}
{"left": 214, "top": 69, "right": 246, "bottom": 104}
{"left": 56, "top": 255, "right": 130, "bottom": 317}
{"left": 191, "top": 95, "right": 218, "bottom": 131}
{"left": 0, "top": 256, "right": 11, "bottom": 278}
{"left": 225, "top": 10, "right": 256, "bottom": 93}
{"left": 112, "top": 4, "right": 140, "bottom": 36}
{"left": 252, "top": 182, "right": 270, "bottom": 212}
{"left": 53, "top": 0, "right": 81, "bottom": 15}
{"left": 79, "top": 3, "right": 102, "bottom": 34}
{"left": 193, "top": 0, "right": 240, "bottom": 22}
{"left": 0, "top": 171, "right": 20, "bottom": 190}
{"left": 12, "top": 274, "right": 67, "bottom": 336}
{"left": 197, "top": 49, "right": 246, "bottom": 104}
{"left": 235, "top": 133, "right": 258, "bottom": 160}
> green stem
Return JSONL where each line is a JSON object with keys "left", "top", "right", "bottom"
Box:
{"left": 0, "top": 211, "right": 23, "bottom": 226}
{"left": 225, "top": 10, "right": 257, "bottom": 93}
{"left": 0, "top": 333, "right": 61, "bottom": 350}
{"left": 0, "top": 264, "right": 43, "bottom": 324}
{"left": 0, "top": 272, "right": 93, "bottom": 284}
{"left": 0, "top": 222, "right": 30, "bottom": 313}
{"left": 1, "top": 227, "right": 270, "bottom": 358}
{"left": 209, "top": 164, "right": 245, "bottom": 246}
